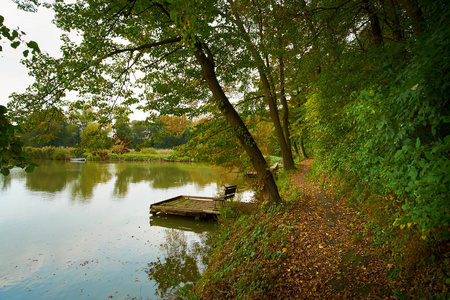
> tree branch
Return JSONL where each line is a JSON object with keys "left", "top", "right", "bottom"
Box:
{"left": 107, "top": 36, "right": 182, "bottom": 56}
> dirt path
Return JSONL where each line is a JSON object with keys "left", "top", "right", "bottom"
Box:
{"left": 270, "top": 158, "right": 391, "bottom": 299}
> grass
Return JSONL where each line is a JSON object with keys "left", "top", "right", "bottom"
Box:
{"left": 193, "top": 201, "right": 291, "bottom": 300}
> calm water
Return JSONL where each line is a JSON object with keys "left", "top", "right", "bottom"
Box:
{"left": 0, "top": 160, "right": 253, "bottom": 299}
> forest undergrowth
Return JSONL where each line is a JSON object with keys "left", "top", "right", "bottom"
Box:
{"left": 192, "top": 159, "right": 448, "bottom": 299}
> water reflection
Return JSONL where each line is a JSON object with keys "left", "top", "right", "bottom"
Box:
{"left": 0, "top": 160, "right": 250, "bottom": 299}
{"left": 147, "top": 215, "right": 215, "bottom": 298}
{"left": 146, "top": 229, "right": 211, "bottom": 299}
{"left": 25, "top": 161, "right": 81, "bottom": 193}
{"left": 1, "top": 174, "right": 11, "bottom": 190}
{"left": 68, "top": 163, "right": 112, "bottom": 201}
{"left": 150, "top": 214, "right": 217, "bottom": 234}
{"left": 21, "top": 161, "right": 249, "bottom": 201}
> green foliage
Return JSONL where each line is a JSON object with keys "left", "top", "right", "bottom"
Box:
{"left": 195, "top": 202, "right": 291, "bottom": 299}
{"left": 177, "top": 116, "right": 249, "bottom": 169}
{"left": 276, "top": 170, "right": 301, "bottom": 203}
{"left": 293, "top": 0, "right": 449, "bottom": 295}
{"left": 0, "top": 14, "right": 40, "bottom": 56}
{"left": 0, "top": 106, "right": 37, "bottom": 176}
{"left": 302, "top": 0, "right": 450, "bottom": 243}
{"left": 23, "top": 146, "right": 71, "bottom": 160}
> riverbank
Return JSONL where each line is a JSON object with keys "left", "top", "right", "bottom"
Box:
{"left": 23, "top": 146, "right": 190, "bottom": 162}
{"left": 192, "top": 159, "right": 449, "bottom": 299}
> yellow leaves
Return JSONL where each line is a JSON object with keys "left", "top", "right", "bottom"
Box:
{"left": 160, "top": 114, "right": 189, "bottom": 137}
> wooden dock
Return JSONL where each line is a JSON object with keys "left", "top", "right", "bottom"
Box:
{"left": 150, "top": 195, "right": 222, "bottom": 220}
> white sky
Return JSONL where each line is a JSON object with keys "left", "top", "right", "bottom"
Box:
{"left": 0, "top": 1, "right": 62, "bottom": 107}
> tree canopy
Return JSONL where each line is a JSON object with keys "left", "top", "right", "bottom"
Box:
{"left": 6, "top": 0, "right": 450, "bottom": 238}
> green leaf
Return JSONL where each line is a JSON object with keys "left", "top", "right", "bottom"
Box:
{"left": 26, "top": 40, "right": 40, "bottom": 53}
{"left": 394, "top": 149, "right": 403, "bottom": 158}
{"left": 11, "top": 41, "right": 20, "bottom": 49}
{"left": 23, "top": 49, "right": 29, "bottom": 57}
{"left": 25, "top": 165, "right": 35, "bottom": 173}
{"left": 415, "top": 138, "right": 420, "bottom": 149}
{"left": 409, "top": 167, "right": 418, "bottom": 180}
{"left": 1, "top": 168, "right": 10, "bottom": 176}
{"left": 425, "top": 151, "right": 434, "bottom": 160}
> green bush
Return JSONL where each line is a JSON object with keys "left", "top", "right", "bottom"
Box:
{"left": 52, "top": 147, "right": 70, "bottom": 160}
{"left": 195, "top": 202, "right": 291, "bottom": 299}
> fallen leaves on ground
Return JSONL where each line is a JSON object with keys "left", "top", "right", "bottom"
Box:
{"left": 266, "top": 158, "right": 391, "bottom": 299}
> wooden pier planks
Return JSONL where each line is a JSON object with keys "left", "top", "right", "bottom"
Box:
{"left": 150, "top": 195, "right": 221, "bottom": 220}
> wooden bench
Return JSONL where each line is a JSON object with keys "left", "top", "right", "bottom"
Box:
{"left": 214, "top": 185, "right": 237, "bottom": 209}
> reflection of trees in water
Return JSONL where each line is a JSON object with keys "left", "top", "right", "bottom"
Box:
{"left": 146, "top": 229, "right": 210, "bottom": 299}
{"left": 188, "top": 167, "right": 221, "bottom": 188}
{"left": 112, "top": 163, "right": 223, "bottom": 195}
{"left": 23, "top": 161, "right": 113, "bottom": 203}
{"left": 1, "top": 174, "right": 11, "bottom": 191}
{"left": 112, "top": 164, "right": 192, "bottom": 196}
{"left": 111, "top": 163, "right": 248, "bottom": 197}
{"left": 69, "top": 163, "right": 112, "bottom": 202}
{"left": 113, "top": 165, "right": 152, "bottom": 196}
{"left": 150, "top": 166, "right": 192, "bottom": 189}
{"left": 19, "top": 161, "right": 252, "bottom": 203}
{"left": 25, "top": 161, "right": 80, "bottom": 193}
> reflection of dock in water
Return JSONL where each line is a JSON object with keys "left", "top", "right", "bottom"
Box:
{"left": 150, "top": 195, "right": 221, "bottom": 220}
{"left": 149, "top": 214, "right": 216, "bottom": 233}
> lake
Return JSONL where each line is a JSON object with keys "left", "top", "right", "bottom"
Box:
{"left": 0, "top": 160, "right": 253, "bottom": 299}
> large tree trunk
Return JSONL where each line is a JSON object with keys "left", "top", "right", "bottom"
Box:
{"left": 192, "top": 43, "right": 281, "bottom": 203}
{"left": 228, "top": 0, "right": 296, "bottom": 171}
{"left": 279, "top": 55, "right": 292, "bottom": 152}
{"left": 363, "top": 0, "right": 384, "bottom": 46}
{"left": 261, "top": 64, "right": 296, "bottom": 171}
{"left": 388, "top": 0, "right": 404, "bottom": 41}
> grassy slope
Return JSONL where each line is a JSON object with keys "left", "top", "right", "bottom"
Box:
{"left": 192, "top": 159, "right": 449, "bottom": 299}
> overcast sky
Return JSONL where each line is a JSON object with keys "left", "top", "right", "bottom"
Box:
{"left": 1, "top": 1, "right": 149, "bottom": 120}
{"left": 0, "top": 1, "right": 63, "bottom": 108}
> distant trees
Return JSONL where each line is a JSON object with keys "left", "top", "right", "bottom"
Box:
{"left": 18, "top": 111, "right": 190, "bottom": 151}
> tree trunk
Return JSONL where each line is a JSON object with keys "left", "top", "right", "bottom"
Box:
{"left": 228, "top": 0, "right": 296, "bottom": 170}
{"left": 192, "top": 43, "right": 281, "bottom": 203}
{"left": 293, "top": 141, "right": 300, "bottom": 157}
{"left": 388, "top": 0, "right": 404, "bottom": 41}
{"left": 363, "top": 0, "right": 384, "bottom": 46}
{"left": 279, "top": 55, "right": 292, "bottom": 153}
{"left": 299, "top": 137, "right": 308, "bottom": 159}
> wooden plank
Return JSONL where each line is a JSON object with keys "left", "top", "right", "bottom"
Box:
{"left": 150, "top": 195, "right": 222, "bottom": 219}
